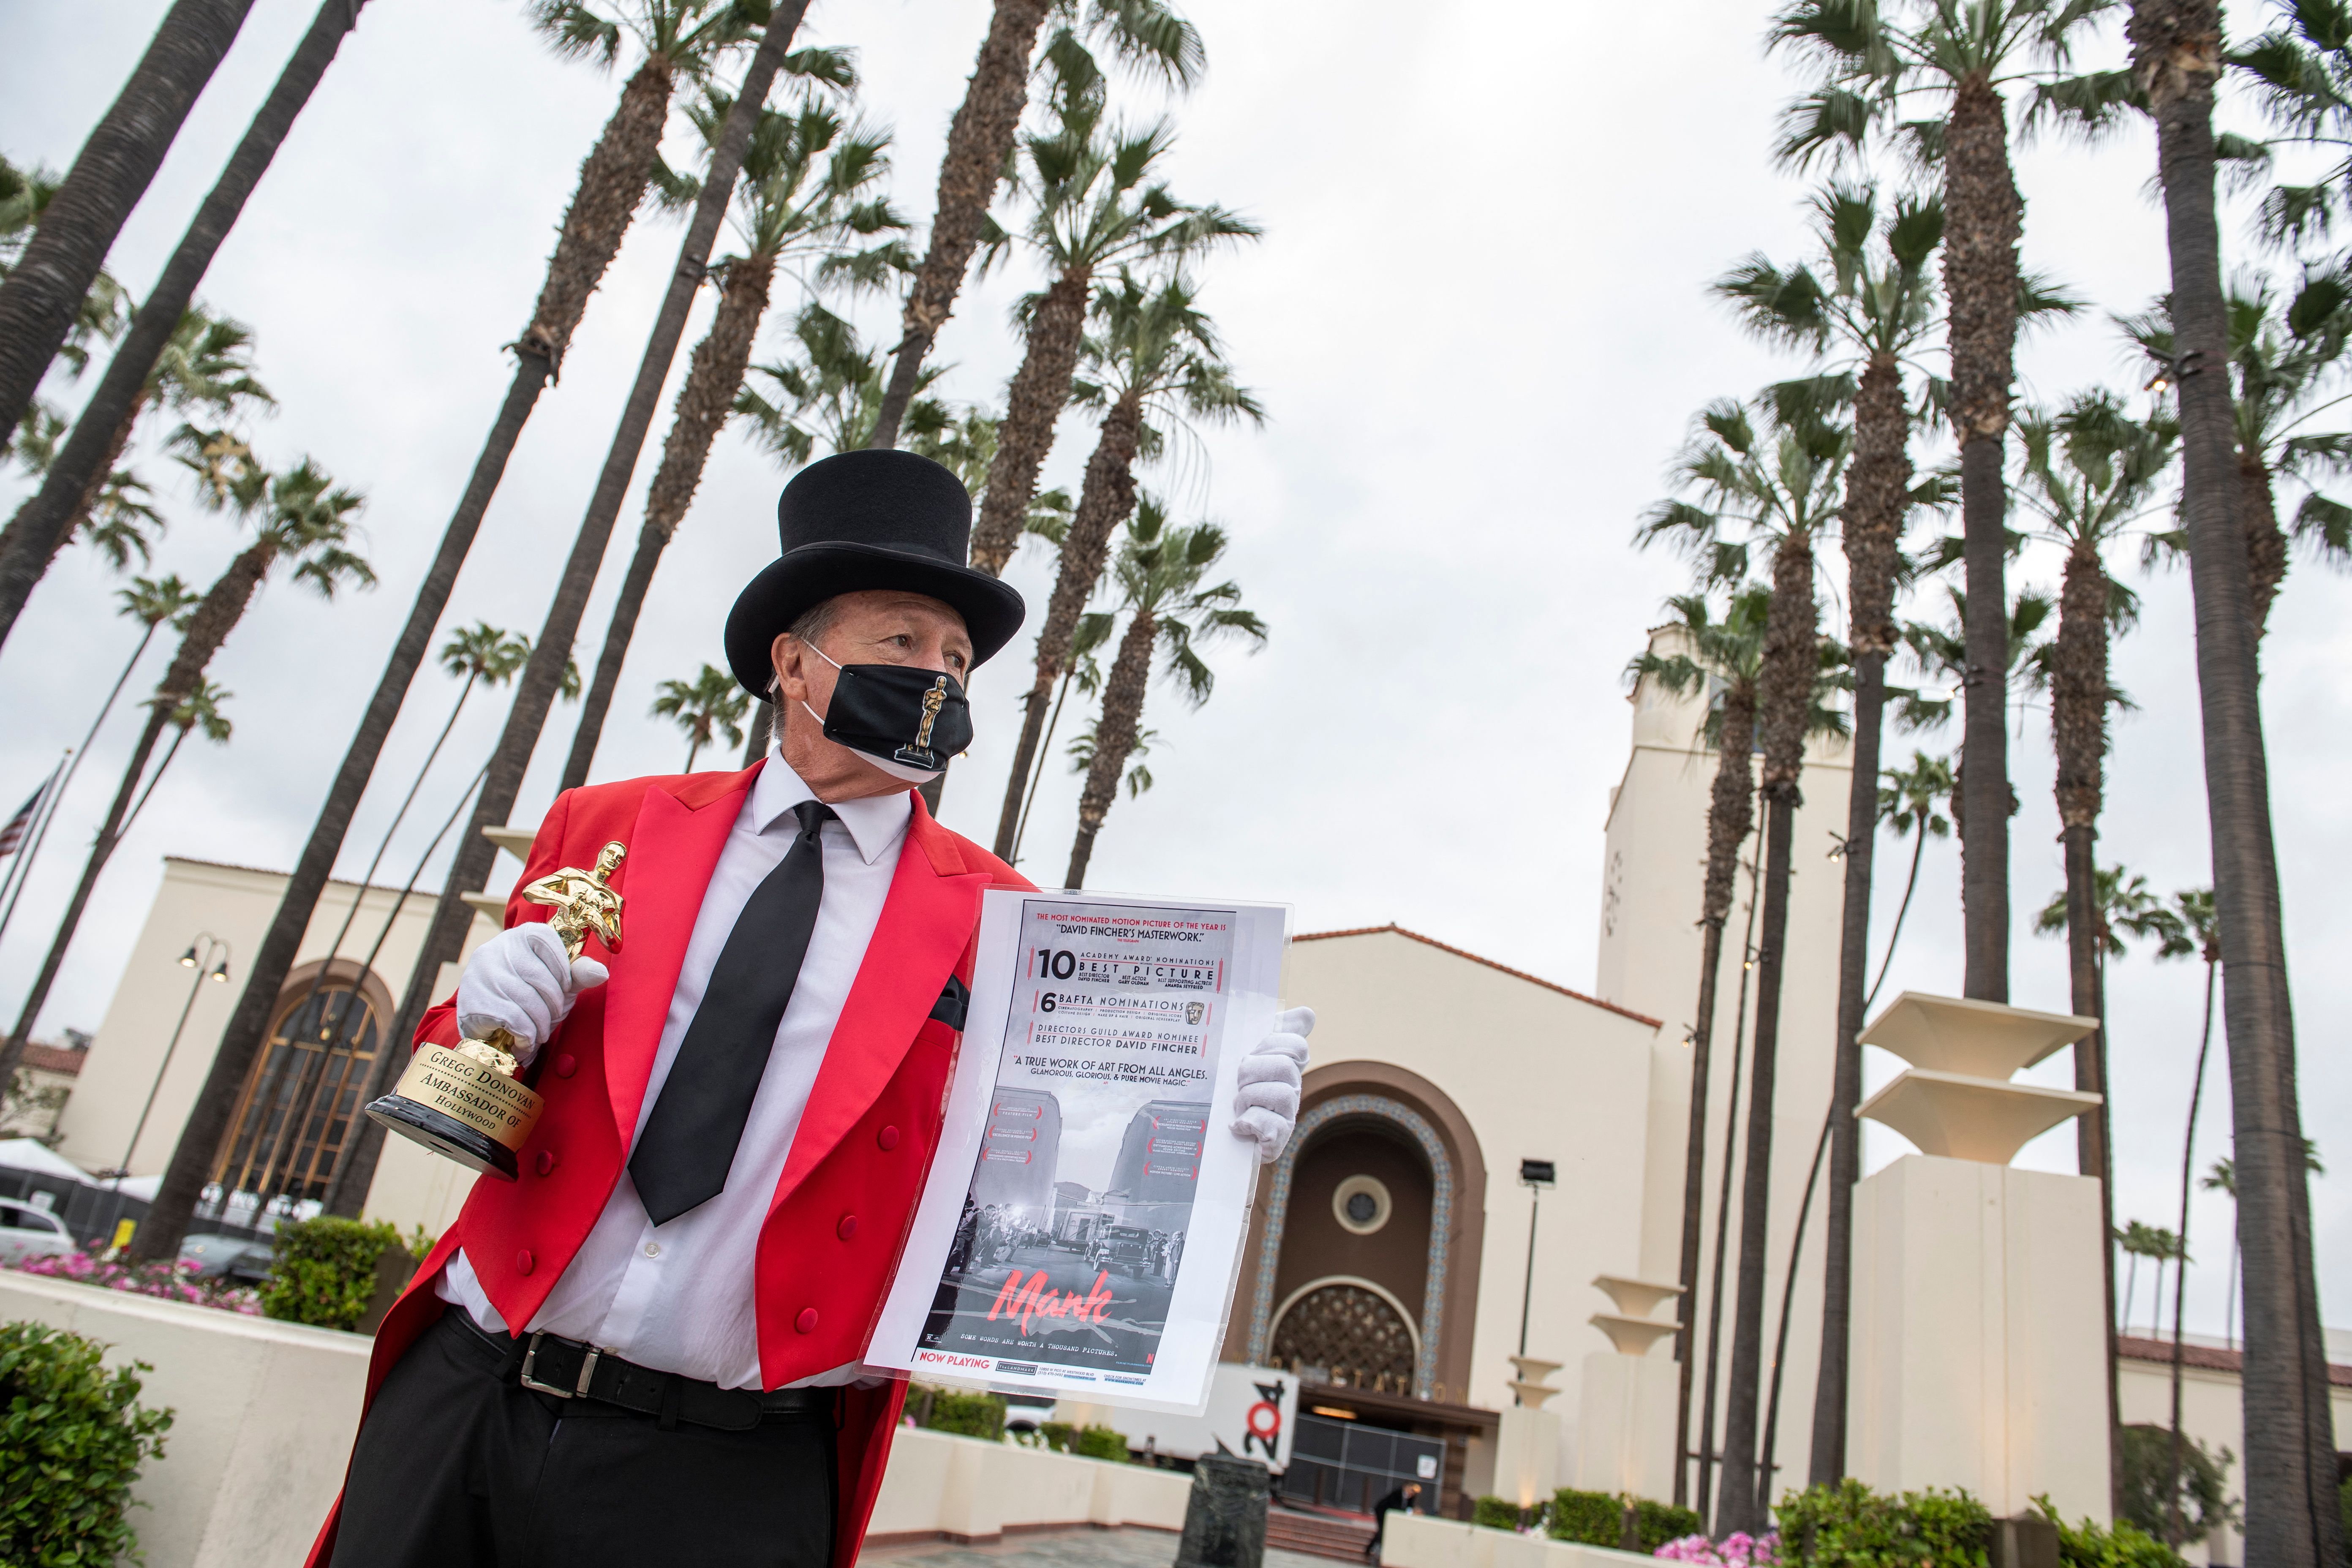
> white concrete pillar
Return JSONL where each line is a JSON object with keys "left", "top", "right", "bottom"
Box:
{"left": 1570, "top": 1351, "right": 1677, "bottom": 1501}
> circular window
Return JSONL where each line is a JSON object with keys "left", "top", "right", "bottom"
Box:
{"left": 1332, "top": 1175, "right": 1391, "bottom": 1236}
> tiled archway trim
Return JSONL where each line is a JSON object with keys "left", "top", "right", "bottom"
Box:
{"left": 1244, "top": 1093, "right": 1452, "bottom": 1399}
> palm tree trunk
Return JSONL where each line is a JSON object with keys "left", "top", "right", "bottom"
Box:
{"left": 0, "top": 0, "right": 367, "bottom": 650}
{"left": 1945, "top": 73, "right": 2021, "bottom": 1006}
{"left": 561, "top": 249, "right": 779, "bottom": 790}
{"left": 1698, "top": 824, "right": 1765, "bottom": 1527}
{"left": 1715, "top": 524, "right": 1816, "bottom": 1533}
{"left": 1674, "top": 687, "right": 1758, "bottom": 1508}
{"left": 1812, "top": 350, "right": 1908, "bottom": 1484}
{"left": 970, "top": 266, "right": 1092, "bottom": 574}
{"left": 1867, "top": 826, "right": 1928, "bottom": 1009}
{"left": 2167, "top": 955, "right": 2216, "bottom": 1546}
{"left": 0, "top": 389, "right": 145, "bottom": 576}
{"left": 2239, "top": 446, "right": 2287, "bottom": 640}
{"left": 129, "top": 21, "right": 793, "bottom": 1264}
{"left": 0, "top": 539, "right": 271, "bottom": 1088}
{"left": 2053, "top": 537, "right": 2121, "bottom": 1508}
{"left": 742, "top": 700, "right": 771, "bottom": 766}
{"left": 1762, "top": 1105, "right": 1832, "bottom": 1500}
{"left": 2134, "top": 5, "right": 2342, "bottom": 1560}
{"left": 868, "top": 0, "right": 1056, "bottom": 451}
{"left": 995, "top": 394, "right": 1146, "bottom": 858}
{"left": 1064, "top": 606, "right": 1154, "bottom": 889}
{"left": 0, "top": 0, "right": 252, "bottom": 444}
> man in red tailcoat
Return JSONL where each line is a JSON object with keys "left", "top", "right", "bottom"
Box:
{"left": 309, "top": 451, "right": 1312, "bottom": 1568}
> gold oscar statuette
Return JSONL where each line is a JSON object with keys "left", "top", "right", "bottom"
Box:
{"left": 365, "top": 841, "right": 626, "bottom": 1180}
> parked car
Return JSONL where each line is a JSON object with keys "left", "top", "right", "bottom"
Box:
{"left": 0, "top": 1199, "right": 73, "bottom": 1266}
{"left": 1084, "top": 1224, "right": 1154, "bottom": 1276}
{"left": 178, "top": 1233, "right": 275, "bottom": 1285}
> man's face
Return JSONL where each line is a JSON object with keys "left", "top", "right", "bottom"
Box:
{"left": 769, "top": 589, "right": 975, "bottom": 798}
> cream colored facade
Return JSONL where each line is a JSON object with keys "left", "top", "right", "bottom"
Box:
{"left": 54, "top": 855, "right": 496, "bottom": 1206}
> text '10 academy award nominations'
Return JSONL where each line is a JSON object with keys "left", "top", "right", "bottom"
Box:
{"left": 867, "top": 887, "right": 1288, "bottom": 1415}
{"left": 364, "top": 841, "right": 627, "bottom": 1180}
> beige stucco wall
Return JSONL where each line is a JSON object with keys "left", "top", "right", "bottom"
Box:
{"left": 1281, "top": 927, "right": 1662, "bottom": 1440}
{"left": 1591, "top": 625, "right": 1851, "bottom": 1494}
{"left": 53, "top": 855, "right": 498, "bottom": 1185}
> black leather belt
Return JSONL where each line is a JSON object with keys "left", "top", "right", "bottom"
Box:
{"left": 447, "top": 1307, "right": 834, "bottom": 1432}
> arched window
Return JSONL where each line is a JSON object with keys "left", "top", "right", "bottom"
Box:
{"left": 211, "top": 963, "right": 388, "bottom": 1205}
{"left": 1271, "top": 1280, "right": 1418, "bottom": 1392}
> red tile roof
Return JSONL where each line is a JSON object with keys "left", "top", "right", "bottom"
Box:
{"left": 19, "top": 1043, "right": 86, "bottom": 1076}
{"left": 2116, "top": 1333, "right": 2352, "bottom": 1388}
{"left": 1294, "top": 923, "right": 1664, "bottom": 1028}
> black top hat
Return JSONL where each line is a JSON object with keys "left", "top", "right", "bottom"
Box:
{"left": 723, "top": 449, "right": 1027, "bottom": 697}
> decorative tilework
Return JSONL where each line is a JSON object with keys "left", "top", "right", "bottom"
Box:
{"left": 1244, "top": 1094, "right": 1453, "bottom": 1399}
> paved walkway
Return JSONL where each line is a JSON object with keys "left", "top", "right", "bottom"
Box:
{"left": 860, "top": 1524, "right": 1336, "bottom": 1568}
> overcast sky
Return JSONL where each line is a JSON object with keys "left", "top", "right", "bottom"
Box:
{"left": 5, "top": 0, "right": 2352, "bottom": 1341}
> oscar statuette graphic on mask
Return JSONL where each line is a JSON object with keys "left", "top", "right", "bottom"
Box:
{"left": 364, "top": 841, "right": 626, "bottom": 1179}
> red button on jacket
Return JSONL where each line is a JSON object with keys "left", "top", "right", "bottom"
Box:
{"left": 516, "top": 1250, "right": 534, "bottom": 1276}
{"left": 795, "top": 1307, "right": 819, "bottom": 1334}
{"left": 553, "top": 1054, "right": 577, "bottom": 1078}
{"left": 837, "top": 1214, "right": 859, "bottom": 1240}
{"left": 536, "top": 1150, "right": 559, "bottom": 1176}
{"left": 876, "top": 1125, "right": 900, "bottom": 1151}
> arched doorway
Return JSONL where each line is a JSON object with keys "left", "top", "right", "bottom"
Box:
{"left": 1265, "top": 1122, "right": 1436, "bottom": 1394}
{"left": 211, "top": 961, "right": 390, "bottom": 1206}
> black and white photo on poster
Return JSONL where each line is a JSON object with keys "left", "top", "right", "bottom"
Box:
{"left": 867, "top": 888, "right": 1288, "bottom": 1414}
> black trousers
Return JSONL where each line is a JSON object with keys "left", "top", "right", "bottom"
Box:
{"left": 331, "top": 1310, "right": 836, "bottom": 1568}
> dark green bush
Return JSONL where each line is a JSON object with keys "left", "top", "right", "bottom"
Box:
{"left": 1633, "top": 1497, "right": 1705, "bottom": 1552}
{"left": 2032, "top": 1496, "right": 2187, "bottom": 1568}
{"left": 920, "top": 1386, "right": 1007, "bottom": 1440}
{"left": 1547, "top": 1487, "right": 1624, "bottom": 1547}
{"left": 1071, "top": 1424, "right": 1129, "bottom": 1461}
{"left": 1775, "top": 1479, "right": 1991, "bottom": 1564}
{"left": 1473, "top": 1496, "right": 1522, "bottom": 1531}
{"left": 260, "top": 1217, "right": 402, "bottom": 1331}
{"left": 0, "top": 1321, "right": 173, "bottom": 1567}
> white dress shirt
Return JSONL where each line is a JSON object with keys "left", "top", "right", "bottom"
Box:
{"left": 437, "top": 754, "right": 912, "bottom": 1389}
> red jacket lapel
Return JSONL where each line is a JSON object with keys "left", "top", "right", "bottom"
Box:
{"left": 768, "top": 797, "right": 993, "bottom": 1216}
{"left": 599, "top": 764, "right": 760, "bottom": 1146}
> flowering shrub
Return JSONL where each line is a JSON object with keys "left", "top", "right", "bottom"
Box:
{"left": 1655, "top": 1530, "right": 1779, "bottom": 1564}
{"left": 9, "top": 1244, "right": 263, "bottom": 1315}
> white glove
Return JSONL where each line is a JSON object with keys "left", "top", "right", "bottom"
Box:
{"left": 454, "top": 923, "right": 609, "bottom": 1066}
{"left": 1232, "top": 1006, "right": 1313, "bottom": 1164}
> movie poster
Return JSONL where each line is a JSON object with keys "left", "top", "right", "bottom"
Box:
{"left": 866, "top": 888, "right": 1289, "bottom": 1415}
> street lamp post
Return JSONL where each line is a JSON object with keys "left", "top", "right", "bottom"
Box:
{"left": 118, "top": 933, "right": 231, "bottom": 1179}
{"left": 1516, "top": 1158, "right": 1557, "bottom": 1403}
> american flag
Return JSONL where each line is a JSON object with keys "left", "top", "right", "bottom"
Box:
{"left": 0, "top": 786, "right": 40, "bottom": 857}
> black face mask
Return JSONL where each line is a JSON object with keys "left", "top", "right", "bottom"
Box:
{"left": 803, "top": 650, "right": 972, "bottom": 781}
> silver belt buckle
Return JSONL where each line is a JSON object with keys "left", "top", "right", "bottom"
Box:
{"left": 517, "top": 1331, "right": 574, "bottom": 1398}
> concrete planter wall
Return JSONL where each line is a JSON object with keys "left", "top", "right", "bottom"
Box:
{"left": 1381, "top": 1513, "right": 1660, "bottom": 1568}
{"left": 0, "top": 1271, "right": 367, "bottom": 1568}
{"left": 867, "top": 1426, "right": 1195, "bottom": 1542}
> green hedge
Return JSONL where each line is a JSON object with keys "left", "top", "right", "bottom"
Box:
{"left": 1632, "top": 1497, "right": 1705, "bottom": 1553}
{"left": 0, "top": 1321, "right": 173, "bottom": 1567}
{"left": 920, "top": 1386, "right": 1007, "bottom": 1440}
{"left": 1473, "top": 1495, "right": 1522, "bottom": 1531}
{"left": 1776, "top": 1480, "right": 1992, "bottom": 1565}
{"left": 2033, "top": 1497, "right": 2187, "bottom": 1568}
{"left": 260, "top": 1217, "right": 403, "bottom": 1331}
{"left": 1548, "top": 1487, "right": 1625, "bottom": 1547}
{"left": 1032, "top": 1420, "right": 1129, "bottom": 1460}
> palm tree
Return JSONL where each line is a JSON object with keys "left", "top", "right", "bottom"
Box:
{"left": 652, "top": 662, "right": 751, "bottom": 771}
{"left": 0, "top": 0, "right": 369, "bottom": 644}
{"left": 2118, "top": 273, "right": 2352, "bottom": 639}
{"left": 122, "top": 676, "right": 234, "bottom": 838}
{"left": 993, "top": 269, "right": 1261, "bottom": 859}
{"left": 0, "top": 154, "right": 128, "bottom": 468}
{"left": 0, "top": 458, "right": 371, "bottom": 1092}
{"left": 1625, "top": 586, "right": 1768, "bottom": 1510}
{"left": 1012, "top": 610, "right": 1113, "bottom": 866}
{"left": 2164, "top": 885, "right": 2218, "bottom": 1545}
{"left": 866, "top": 0, "right": 1203, "bottom": 450}
{"left": 2169, "top": 9, "right": 2348, "bottom": 1552}
{"left": 561, "top": 87, "right": 903, "bottom": 790}
{"left": 1867, "top": 751, "right": 1954, "bottom": 1007}
{"left": 135, "top": 4, "right": 800, "bottom": 1265}
{"left": 1774, "top": 0, "right": 2114, "bottom": 1009}
{"left": 1062, "top": 509, "right": 1263, "bottom": 887}
{"left": 0, "top": 305, "right": 272, "bottom": 578}
{"left": 0, "top": 0, "right": 255, "bottom": 445}
{"left": 1638, "top": 393, "right": 1850, "bottom": 1533}
{"left": 1713, "top": 178, "right": 1944, "bottom": 1484}
{"left": 964, "top": 88, "right": 1256, "bottom": 577}
{"left": 0, "top": 574, "right": 198, "bottom": 961}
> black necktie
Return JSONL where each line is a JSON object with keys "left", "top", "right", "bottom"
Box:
{"left": 630, "top": 799, "right": 834, "bottom": 1226}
